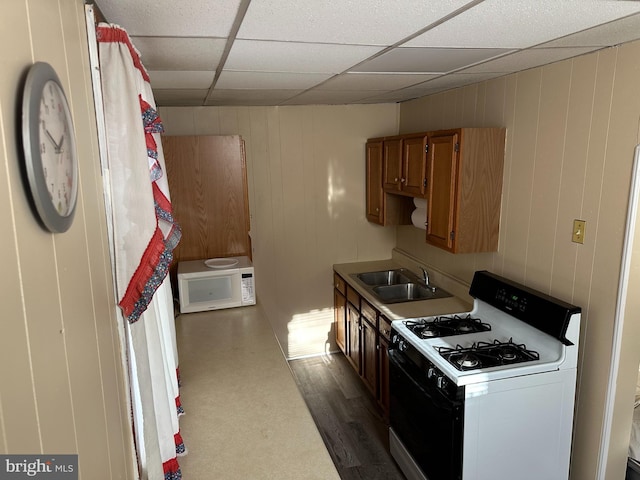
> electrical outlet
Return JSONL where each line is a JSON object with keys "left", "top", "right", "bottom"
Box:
{"left": 572, "top": 220, "right": 586, "bottom": 244}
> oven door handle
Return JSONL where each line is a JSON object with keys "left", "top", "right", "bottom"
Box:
{"left": 389, "top": 349, "right": 459, "bottom": 411}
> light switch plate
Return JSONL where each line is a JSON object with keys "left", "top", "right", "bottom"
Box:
{"left": 572, "top": 219, "right": 586, "bottom": 244}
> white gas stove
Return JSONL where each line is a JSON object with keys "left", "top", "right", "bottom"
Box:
{"left": 388, "top": 270, "right": 581, "bottom": 480}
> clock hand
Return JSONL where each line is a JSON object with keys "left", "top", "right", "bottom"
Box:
{"left": 57, "top": 134, "right": 65, "bottom": 153}
{"left": 45, "top": 129, "right": 63, "bottom": 153}
{"left": 45, "top": 129, "right": 60, "bottom": 150}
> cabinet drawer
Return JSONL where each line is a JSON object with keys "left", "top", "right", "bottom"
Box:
{"left": 379, "top": 315, "right": 392, "bottom": 341}
{"left": 361, "top": 300, "right": 378, "bottom": 327}
{"left": 346, "top": 284, "right": 361, "bottom": 310}
{"left": 333, "top": 272, "right": 346, "bottom": 295}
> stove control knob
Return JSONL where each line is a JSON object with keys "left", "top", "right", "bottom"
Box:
{"left": 437, "top": 376, "right": 447, "bottom": 389}
{"left": 427, "top": 367, "right": 436, "bottom": 379}
{"left": 398, "top": 340, "right": 408, "bottom": 352}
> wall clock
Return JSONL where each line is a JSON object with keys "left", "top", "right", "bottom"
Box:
{"left": 21, "top": 61, "right": 78, "bottom": 233}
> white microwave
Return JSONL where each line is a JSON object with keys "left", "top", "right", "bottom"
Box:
{"left": 177, "top": 256, "right": 256, "bottom": 313}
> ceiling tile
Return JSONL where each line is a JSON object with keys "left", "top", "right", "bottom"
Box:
{"left": 149, "top": 71, "right": 215, "bottom": 89}
{"left": 411, "top": 72, "right": 506, "bottom": 92}
{"left": 351, "top": 47, "right": 513, "bottom": 73}
{"left": 461, "top": 47, "right": 600, "bottom": 73}
{"left": 236, "top": 0, "right": 480, "bottom": 45}
{"left": 281, "top": 89, "right": 385, "bottom": 105}
{"left": 204, "top": 89, "right": 304, "bottom": 106}
{"left": 405, "top": 0, "right": 640, "bottom": 48}
{"left": 153, "top": 89, "right": 209, "bottom": 106}
{"left": 132, "top": 37, "right": 226, "bottom": 71}
{"left": 225, "top": 40, "right": 383, "bottom": 73}
{"left": 318, "top": 72, "right": 440, "bottom": 91}
{"left": 540, "top": 12, "right": 640, "bottom": 48}
{"left": 217, "top": 71, "right": 332, "bottom": 89}
{"left": 97, "top": 0, "right": 242, "bottom": 36}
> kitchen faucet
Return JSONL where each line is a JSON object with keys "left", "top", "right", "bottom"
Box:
{"left": 419, "top": 266, "right": 430, "bottom": 286}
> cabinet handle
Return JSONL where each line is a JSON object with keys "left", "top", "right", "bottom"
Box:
{"left": 400, "top": 178, "right": 406, "bottom": 183}
{"left": 375, "top": 207, "right": 380, "bottom": 212}
{"left": 394, "top": 177, "right": 399, "bottom": 182}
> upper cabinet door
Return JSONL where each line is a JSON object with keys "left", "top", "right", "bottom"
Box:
{"left": 163, "top": 134, "right": 252, "bottom": 271}
{"left": 402, "top": 134, "right": 428, "bottom": 197}
{"left": 382, "top": 138, "right": 403, "bottom": 191}
{"left": 426, "top": 132, "right": 459, "bottom": 251}
{"left": 366, "top": 140, "right": 384, "bottom": 224}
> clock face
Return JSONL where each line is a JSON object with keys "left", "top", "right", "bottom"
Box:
{"left": 21, "top": 62, "right": 78, "bottom": 233}
{"left": 39, "top": 80, "right": 76, "bottom": 217}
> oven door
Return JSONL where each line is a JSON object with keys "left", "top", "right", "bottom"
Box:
{"left": 389, "top": 347, "right": 464, "bottom": 480}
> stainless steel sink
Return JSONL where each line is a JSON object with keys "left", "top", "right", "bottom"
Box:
{"left": 356, "top": 269, "right": 412, "bottom": 286}
{"left": 351, "top": 268, "right": 452, "bottom": 304}
{"left": 372, "top": 283, "right": 451, "bottom": 304}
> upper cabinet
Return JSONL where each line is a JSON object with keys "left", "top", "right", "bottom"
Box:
{"left": 425, "top": 128, "right": 505, "bottom": 253}
{"left": 365, "top": 127, "right": 506, "bottom": 254}
{"left": 366, "top": 138, "right": 412, "bottom": 226}
{"left": 382, "top": 133, "right": 428, "bottom": 197}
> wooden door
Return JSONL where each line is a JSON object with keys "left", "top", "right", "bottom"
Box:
{"left": 402, "top": 134, "right": 428, "bottom": 197}
{"left": 426, "top": 132, "right": 459, "bottom": 251}
{"left": 382, "top": 138, "right": 402, "bottom": 191}
{"left": 361, "top": 316, "right": 377, "bottom": 396}
{"left": 366, "top": 140, "right": 384, "bottom": 224}
{"left": 334, "top": 288, "right": 347, "bottom": 354}
{"left": 163, "top": 135, "right": 251, "bottom": 276}
{"left": 378, "top": 335, "right": 390, "bottom": 416}
{"left": 347, "top": 302, "right": 361, "bottom": 372}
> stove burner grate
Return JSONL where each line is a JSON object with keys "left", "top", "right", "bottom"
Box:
{"left": 437, "top": 338, "right": 540, "bottom": 371}
{"left": 404, "top": 314, "right": 491, "bottom": 339}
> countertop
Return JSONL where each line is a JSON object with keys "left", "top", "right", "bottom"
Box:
{"left": 175, "top": 305, "right": 340, "bottom": 480}
{"left": 333, "top": 258, "right": 473, "bottom": 320}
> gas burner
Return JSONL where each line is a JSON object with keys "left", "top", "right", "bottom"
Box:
{"left": 456, "top": 354, "right": 480, "bottom": 369}
{"left": 404, "top": 314, "right": 491, "bottom": 339}
{"left": 437, "top": 339, "right": 540, "bottom": 371}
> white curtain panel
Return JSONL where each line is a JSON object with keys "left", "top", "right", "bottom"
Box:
{"left": 97, "top": 23, "right": 183, "bottom": 480}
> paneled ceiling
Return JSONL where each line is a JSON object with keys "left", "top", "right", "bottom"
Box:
{"left": 94, "top": 0, "right": 640, "bottom": 107}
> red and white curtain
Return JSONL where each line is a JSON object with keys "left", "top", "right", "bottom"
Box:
{"left": 96, "top": 24, "right": 184, "bottom": 480}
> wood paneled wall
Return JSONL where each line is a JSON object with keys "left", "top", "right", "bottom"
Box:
{"left": 0, "top": 2, "right": 134, "bottom": 477}
{"left": 159, "top": 104, "right": 400, "bottom": 358}
{"left": 163, "top": 134, "right": 251, "bottom": 276}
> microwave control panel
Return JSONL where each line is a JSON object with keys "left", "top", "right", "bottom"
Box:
{"left": 241, "top": 271, "right": 256, "bottom": 305}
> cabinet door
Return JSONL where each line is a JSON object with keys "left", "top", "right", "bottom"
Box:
{"left": 426, "top": 132, "right": 459, "bottom": 251}
{"left": 334, "top": 288, "right": 347, "bottom": 354}
{"left": 383, "top": 138, "right": 403, "bottom": 191}
{"left": 366, "top": 140, "right": 384, "bottom": 224}
{"left": 402, "top": 135, "right": 428, "bottom": 197}
{"left": 361, "top": 301, "right": 378, "bottom": 396}
{"left": 361, "top": 317, "right": 377, "bottom": 396}
{"left": 378, "top": 335, "right": 390, "bottom": 416}
{"left": 163, "top": 135, "right": 251, "bottom": 275}
{"left": 347, "top": 302, "right": 361, "bottom": 372}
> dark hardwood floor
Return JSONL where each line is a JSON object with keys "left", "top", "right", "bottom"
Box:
{"left": 288, "top": 353, "right": 406, "bottom": 480}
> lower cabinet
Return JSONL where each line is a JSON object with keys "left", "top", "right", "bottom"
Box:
{"left": 333, "top": 273, "right": 347, "bottom": 353}
{"left": 378, "top": 316, "right": 391, "bottom": 414}
{"left": 333, "top": 271, "right": 391, "bottom": 417}
{"left": 347, "top": 300, "right": 361, "bottom": 371}
{"left": 360, "top": 301, "right": 378, "bottom": 396}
